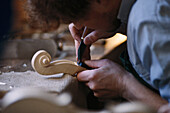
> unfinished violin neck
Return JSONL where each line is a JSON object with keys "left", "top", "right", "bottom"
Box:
{"left": 31, "top": 50, "right": 86, "bottom": 76}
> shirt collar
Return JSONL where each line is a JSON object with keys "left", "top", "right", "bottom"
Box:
{"left": 117, "top": 0, "right": 136, "bottom": 23}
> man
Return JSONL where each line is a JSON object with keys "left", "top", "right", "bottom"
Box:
{"left": 27, "top": 0, "right": 170, "bottom": 111}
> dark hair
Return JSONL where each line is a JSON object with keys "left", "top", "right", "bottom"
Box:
{"left": 26, "top": 0, "right": 91, "bottom": 30}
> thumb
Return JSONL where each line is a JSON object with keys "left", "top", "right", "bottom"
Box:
{"left": 84, "top": 59, "right": 108, "bottom": 68}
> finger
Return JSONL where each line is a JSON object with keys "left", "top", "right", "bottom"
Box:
{"left": 93, "top": 90, "right": 119, "bottom": 99}
{"left": 85, "top": 81, "right": 96, "bottom": 90}
{"left": 84, "top": 59, "right": 110, "bottom": 68}
{"left": 93, "top": 90, "right": 111, "bottom": 98}
{"left": 77, "top": 70, "right": 95, "bottom": 82}
{"left": 69, "top": 23, "right": 82, "bottom": 42}
{"left": 84, "top": 30, "right": 101, "bottom": 45}
{"left": 84, "top": 30, "right": 116, "bottom": 45}
{"left": 75, "top": 40, "right": 80, "bottom": 60}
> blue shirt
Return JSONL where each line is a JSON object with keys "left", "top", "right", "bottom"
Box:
{"left": 126, "top": 0, "right": 170, "bottom": 102}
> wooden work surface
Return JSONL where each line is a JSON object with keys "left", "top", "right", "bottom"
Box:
{"left": 0, "top": 70, "right": 87, "bottom": 107}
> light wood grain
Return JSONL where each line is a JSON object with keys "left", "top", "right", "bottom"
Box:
{"left": 31, "top": 50, "right": 86, "bottom": 76}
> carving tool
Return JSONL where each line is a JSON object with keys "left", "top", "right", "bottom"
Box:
{"left": 77, "top": 27, "right": 92, "bottom": 69}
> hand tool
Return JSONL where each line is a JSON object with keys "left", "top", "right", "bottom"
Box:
{"left": 77, "top": 27, "right": 92, "bottom": 69}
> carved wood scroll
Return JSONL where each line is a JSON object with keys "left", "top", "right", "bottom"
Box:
{"left": 31, "top": 50, "right": 86, "bottom": 76}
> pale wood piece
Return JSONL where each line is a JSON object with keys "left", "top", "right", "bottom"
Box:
{"left": 1, "top": 88, "right": 76, "bottom": 113}
{"left": 31, "top": 50, "right": 86, "bottom": 76}
{"left": 1, "top": 88, "right": 156, "bottom": 113}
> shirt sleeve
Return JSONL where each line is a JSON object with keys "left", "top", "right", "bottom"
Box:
{"left": 149, "top": 26, "right": 170, "bottom": 102}
{"left": 137, "top": 0, "right": 170, "bottom": 102}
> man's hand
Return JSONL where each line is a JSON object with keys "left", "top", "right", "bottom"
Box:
{"left": 69, "top": 23, "right": 117, "bottom": 45}
{"left": 69, "top": 23, "right": 117, "bottom": 60}
{"left": 77, "top": 59, "right": 128, "bottom": 99}
{"left": 77, "top": 59, "right": 168, "bottom": 110}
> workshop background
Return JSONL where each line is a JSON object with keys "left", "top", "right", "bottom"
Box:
{"left": 0, "top": 0, "right": 144, "bottom": 113}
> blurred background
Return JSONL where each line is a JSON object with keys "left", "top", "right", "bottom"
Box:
{"left": 0, "top": 0, "right": 127, "bottom": 111}
{"left": 0, "top": 0, "right": 127, "bottom": 73}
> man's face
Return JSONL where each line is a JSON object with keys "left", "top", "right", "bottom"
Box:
{"left": 73, "top": 0, "right": 121, "bottom": 32}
